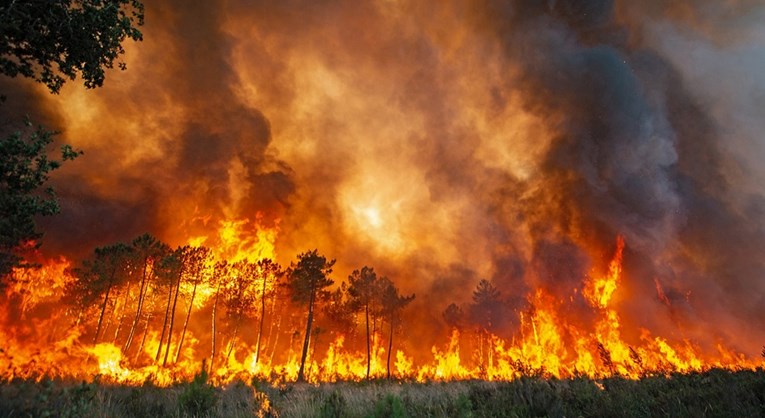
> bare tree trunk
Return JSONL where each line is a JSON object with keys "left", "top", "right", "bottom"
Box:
{"left": 101, "top": 288, "right": 119, "bottom": 344}
{"left": 175, "top": 280, "right": 198, "bottom": 364}
{"left": 365, "top": 303, "right": 371, "bottom": 379}
{"left": 94, "top": 270, "right": 116, "bottom": 345}
{"left": 125, "top": 258, "right": 150, "bottom": 352}
{"left": 113, "top": 282, "right": 132, "bottom": 343}
{"left": 210, "top": 281, "right": 222, "bottom": 371}
{"left": 307, "top": 329, "right": 320, "bottom": 381}
{"left": 387, "top": 315, "right": 394, "bottom": 379}
{"left": 155, "top": 282, "right": 174, "bottom": 362}
{"left": 162, "top": 268, "right": 184, "bottom": 366}
{"left": 136, "top": 311, "right": 151, "bottom": 362}
{"left": 254, "top": 275, "right": 267, "bottom": 367}
{"left": 267, "top": 293, "right": 281, "bottom": 364}
{"left": 296, "top": 289, "right": 316, "bottom": 383}
{"left": 225, "top": 320, "right": 240, "bottom": 364}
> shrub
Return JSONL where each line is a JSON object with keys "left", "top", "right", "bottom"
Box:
{"left": 320, "top": 389, "right": 349, "bottom": 418}
{"left": 370, "top": 393, "right": 408, "bottom": 418}
{"left": 178, "top": 367, "right": 218, "bottom": 417}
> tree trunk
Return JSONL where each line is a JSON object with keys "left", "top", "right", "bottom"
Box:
{"left": 94, "top": 268, "right": 116, "bottom": 345}
{"left": 125, "top": 257, "right": 149, "bottom": 352}
{"left": 225, "top": 320, "right": 240, "bottom": 364}
{"left": 136, "top": 311, "right": 151, "bottom": 362}
{"left": 254, "top": 274, "right": 267, "bottom": 367}
{"left": 296, "top": 289, "right": 316, "bottom": 382}
{"left": 155, "top": 281, "right": 175, "bottom": 362}
{"left": 175, "top": 280, "right": 198, "bottom": 364}
{"left": 267, "top": 291, "right": 280, "bottom": 364}
{"left": 162, "top": 268, "right": 184, "bottom": 366}
{"left": 365, "top": 302, "right": 371, "bottom": 379}
{"left": 113, "top": 281, "right": 131, "bottom": 343}
{"left": 210, "top": 281, "right": 222, "bottom": 371}
{"left": 387, "top": 315, "right": 394, "bottom": 379}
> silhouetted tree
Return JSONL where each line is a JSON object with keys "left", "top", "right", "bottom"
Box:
{"left": 443, "top": 302, "right": 465, "bottom": 331}
{"left": 68, "top": 243, "right": 132, "bottom": 344}
{"left": 469, "top": 279, "right": 503, "bottom": 371}
{"left": 287, "top": 249, "right": 335, "bottom": 382}
{"left": 0, "top": 123, "right": 81, "bottom": 281}
{"left": 0, "top": 0, "right": 144, "bottom": 93}
{"left": 253, "top": 258, "right": 282, "bottom": 368}
{"left": 175, "top": 246, "right": 211, "bottom": 363}
{"left": 209, "top": 260, "right": 229, "bottom": 370}
{"left": 0, "top": 0, "right": 143, "bottom": 281}
{"left": 347, "top": 266, "right": 383, "bottom": 379}
{"left": 223, "top": 260, "right": 259, "bottom": 363}
{"left": 124, "top": 233, "right": 169, "bottom": 353}
{"left": 154, "top": 246, "right": 189, "bottom": 364}
{"left": 380, "top": 277, "right": 414, "bottom": 379}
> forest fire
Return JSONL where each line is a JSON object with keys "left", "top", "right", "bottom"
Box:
{"left": 0, "top": 226, "right": 761, "bottom": 386}
{"left": 2, "top": 0, "right": 765, "bottom": 391}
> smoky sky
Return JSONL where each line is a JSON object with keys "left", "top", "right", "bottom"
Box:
{"left": 3, "top": 0, "right": 764, "bottom": 354}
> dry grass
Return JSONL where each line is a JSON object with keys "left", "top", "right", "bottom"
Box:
{"left": 1, "top": 368, "right": 763, "bottom": 417}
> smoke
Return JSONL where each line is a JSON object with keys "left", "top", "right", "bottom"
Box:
{"left": 3, "top": 0, "right": 763, "bottom": 353}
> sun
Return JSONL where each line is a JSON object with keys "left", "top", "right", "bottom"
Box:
{"left": 361, "top": 206, "right": 383, "bottom": 229}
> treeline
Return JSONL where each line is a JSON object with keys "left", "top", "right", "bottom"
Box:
{"left": 63, "top": 234, "right": 414, "bottom": 382}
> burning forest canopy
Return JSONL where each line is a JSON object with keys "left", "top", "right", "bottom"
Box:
{"left": 1, "top": 0, "right": 765, "bottom": 385}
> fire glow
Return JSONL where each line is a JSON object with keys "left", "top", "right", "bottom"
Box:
{"left": 2, "top": 1, "right": 765, "bottom": 386}
{"left": 0, "top": 223, "right": 761, "bottom": 386}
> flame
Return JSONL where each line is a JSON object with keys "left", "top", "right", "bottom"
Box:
{"left": 1, "top": 230, "right": 763, "bottom": 386}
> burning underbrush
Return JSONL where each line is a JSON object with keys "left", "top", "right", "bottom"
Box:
{"left": 0, "top": 219, "right": 762, "bottom": 388}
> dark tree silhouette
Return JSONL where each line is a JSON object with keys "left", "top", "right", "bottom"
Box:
{"left": 0, "top": 0, "right": 144, "bottom": 93}
{"left": 469, "top": 279, "right": 504, "bottom": 372}
{"left": 123, "top": 233, "right": 169, "bottom": 353}
{"left": 287, "top": 249, "right": 335, "bottom": 382}
{"left": 443, "top": 302, "right": 465, "bottom": 331}
{"left": 222, "top": 260, "right": 259, "bottom": 363}
{"left": 0, "top": 0, "right": 143, "bottom": 280}
{"left": 0, "top": 123, "right": 81, "bottom": 281}
{"left": 379, "top": 277, "right": 414, "bottom": 379}
{"left": 347, "top": 266, "right": 383, "bottom": 379}
{"left": 154, "top": 246, "right": 189, "bottom": 364}
{"left": 469, "top": 279, "right": 503, "bottom": 333}
{"left": 209, "top": 260, "right": 229, "bottom": 370}
{"left": 174, "top": 246, "right": 211, "bottom": 364}
{"left": 253, "top": 258, "right": 282, "bottom": 368}
{"left": 68, "top": 243, "right": 132, "bottom": 344}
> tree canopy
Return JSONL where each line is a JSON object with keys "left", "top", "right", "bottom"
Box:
{"left": 0, "top": 0, "right": 144, "bottom": 283}
{"left": 0, "top": 122, "right": 81, "bottom": 279}
{"left": 0, "top": 0, "right": 145, "bottom": 93}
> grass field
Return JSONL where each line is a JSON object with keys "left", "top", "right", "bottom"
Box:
{"left": 1, "top": 368, "right": 763, "bottom": 417}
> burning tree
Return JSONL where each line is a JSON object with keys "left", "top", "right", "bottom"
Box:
{"left": 287, "top": 250, "right": 335, "bottom": 383}
{"left": 347, "top": 266, "right": 384, "bottom": 379}
{"left": 222, "top": 260, "right": 259, "bottom": 363}
{"left": 379, "top": 277, "right": 414, "bottom": 379}
{"left": 469, "top": 279, "right": 504, "bottom": 373}
{"left": 253, "top": 258, "right": 283, "bottom": 368}
{"left": 67, "top": 243, "right": 132, "bottom": 345}
{"left": 209, "top": 260, "right": 230, "bottom": 370}
{"left": 123, "top": 234, "right": 169, "bottom": 354}
{"left": 174, "top": 246, "right": 211, "bottom": 364}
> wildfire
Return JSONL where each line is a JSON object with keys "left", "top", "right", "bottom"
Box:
{"left": 0, "top": 225, "right": 762, "bottom": 387}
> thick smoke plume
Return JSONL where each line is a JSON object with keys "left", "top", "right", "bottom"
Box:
{"left": 3, "top": 0, "right": 764, "bottom": 355}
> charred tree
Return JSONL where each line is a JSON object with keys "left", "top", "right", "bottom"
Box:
{"left": 175, "top": 246, "right": 211, "bottom": 364}
{"left": 380, "top": 277, "right": 414, "bottom": 380}
{"left": 287, "top": 250, "right": 334, "bottom": 383}
{"left": 347, "top": 266, "right": 382, "bottom": 379}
